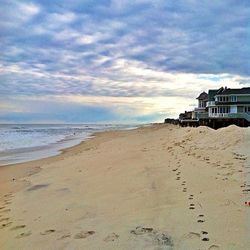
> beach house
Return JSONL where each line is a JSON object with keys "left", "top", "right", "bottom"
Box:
{"left": 206, "top": 87, "right": 250, "bottom": 119}
{"left": 193, "top": 91, "right": 208, "bottom": 119}
{"left": 179, "top": 86, "right": 250, "bottom": 128}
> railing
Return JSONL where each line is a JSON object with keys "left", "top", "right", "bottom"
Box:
{"left": 229, "top": 112, "right": 250, "bottom": 122}
{"left": 244, "top": 113, "right": 250, "bottom": 122}
{"left": 194, "top": 107, "right": 206, "bottom": 111}
{"left": 196, "top": 112, "right": 250, "bottom": 122}
{"left": 209, "top": 113, "right": 229, "bottom": 118}
{"left": 209, "top": 113, "right": 250, "bottom": 121}
{"left": 197, "top": 113, "right": 209, "bottom": 119}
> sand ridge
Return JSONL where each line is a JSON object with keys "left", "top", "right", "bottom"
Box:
{"left": 0, "top": 124, "right": 249, "bottom": 250}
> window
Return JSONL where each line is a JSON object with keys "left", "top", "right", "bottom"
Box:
{"left": 231, "top": 96, "right": 237, "bottom": 102}
{"left": 245, "top": 106, "right": 250, "bottom": 113}
{"left": 219, "top": 107, "right": 229, "bottom": 113}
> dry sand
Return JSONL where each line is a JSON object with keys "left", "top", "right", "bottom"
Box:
{"left": 0, "top": 124, "right": 249, "bottom": 250}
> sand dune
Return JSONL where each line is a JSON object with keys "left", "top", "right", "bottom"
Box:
{"left": 0, "top": 124, "right": 249, "bottom": 250}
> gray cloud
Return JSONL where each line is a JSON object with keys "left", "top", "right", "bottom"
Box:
{"left": 0, "top": 0, "right": 249, "bottom": 122}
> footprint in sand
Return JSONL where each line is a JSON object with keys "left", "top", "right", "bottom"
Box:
{"left": 104, "top": 232, "right": 119, "bottom": 242}
{"left": 202, "top": 237, "right": 209, "bottom": 241}
{"left": 189, "top": 204, "right": 195, "bottom": 210}
{"left": 185, "top": 232, "right": 200, "bottom": 239}
{"left": 130, "top": 227, "right": 154, "bottom": 235}
{"left": 208, "top": 245, "right": 220, "bottom": 249}
{"left": 0, "top": 221, "right": 12, "bottom": 229}
{"left": 130, "top": 226, "right": 173, "bottom": 247}
{"left": 27, "top": 184, "right": 49, "bottom": 192}
{"left": 197, "top": 219, "right": 205, "bottom": 223}
{"left": 74, "top": 230, "right": 95, "bottom": 239}
{"left": 201, "top": 231, "right": 209, "bottom": 241}
{"left": 40, "top": 229, "right": 56, "bottom": 235}
{"left": 58, "top": 233, "right": 71, "bottom": 240}
{"left": 4, "top": 193, "right": 13, "bottom": 198}
{"left": 11, "top": 225, "right": 26, "bottom": 230}
{"left": 16, "top": 231, "right": 32, "bottom": 238}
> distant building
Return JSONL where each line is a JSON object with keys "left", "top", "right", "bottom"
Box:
{"left": 196, "top": 92, "right": 208, "bottom": 110}
{"left": 179, "top": 111, "right": 193, "bottom": 120}
{"left": 206, "top": 87, "right": 250, "bottom": 119}
{"left": 179, "top": 86, "right": 250, "bottom": 128}
{"left": 193, "top": 91, "right": 208, "bottom": 119}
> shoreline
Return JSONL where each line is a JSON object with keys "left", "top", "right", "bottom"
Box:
{"left": 0, "top": 134, "right": 93, "bottom": 167}
{"left": 0, "top": 124, "right": 249, "bottom": 250}
{"left": 0, "top": 126, "right": 147, "bottom": 202}
{"left": 0, "top": 124, "right": 141, "bottom": 167}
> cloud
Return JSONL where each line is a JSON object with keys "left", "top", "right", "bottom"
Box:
{"left": 0, "top": 94, "right": 191, "bottom": 123}
{"left": 0, "top": 0, "right": 249, "bottom": 123}
{"left": 0, "top": 1, "right": 40, "bottom": 30}
{"left": 18, "top": 2, "right": 40, "bottom": 18}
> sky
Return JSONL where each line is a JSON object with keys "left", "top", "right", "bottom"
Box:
{"left": 0, "top": 0, "right": 250, "bottom": 124}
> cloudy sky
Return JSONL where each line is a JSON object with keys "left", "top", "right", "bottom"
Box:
{"left": 1, "top": 0, "right": 250, "bottom": 123}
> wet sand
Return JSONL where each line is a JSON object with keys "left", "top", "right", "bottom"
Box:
{"left": 0, "top": 124, "right": 249, "bottom": 250}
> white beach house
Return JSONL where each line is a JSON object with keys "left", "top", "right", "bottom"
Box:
{"left": 206, "top": 87, "right": 250, "bottom": 121}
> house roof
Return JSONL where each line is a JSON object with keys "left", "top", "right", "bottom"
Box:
{"left": 217, "top": 87, "right": 250, "bottom": 95}
{"left": 208, "top": 89, "right": 218, "bottom": 101}
{"left": 196, "top": 91, "right": 208, "bottom": 100}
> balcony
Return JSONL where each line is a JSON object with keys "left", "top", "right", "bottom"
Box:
{"left": 197, "top": 111, "right": 250, "bottom": 122}
{"left": 206, "top": 101, "right": 215, "bottom": 107}
{"left": 194, "top": 107, "right": 206, "bottom": 111}
{"left": 208, "top": 113, "right": 250, "bottom": 122}
{"left": 209, "top": 113, "right": 229, "bottom": 118}
{"left": 197, "top": 112, "right": 208, "bottom": 119}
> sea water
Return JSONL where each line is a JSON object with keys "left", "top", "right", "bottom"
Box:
{"left": 0, "top": 124, "right": 139, "bottom": 166}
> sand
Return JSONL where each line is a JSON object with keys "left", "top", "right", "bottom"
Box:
{"left": 0, "top": 124, "right": 249, "bottom": 250}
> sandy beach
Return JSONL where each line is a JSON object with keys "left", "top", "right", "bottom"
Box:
{"left": 0, "top": 124, "right": 249, "bottom": 250}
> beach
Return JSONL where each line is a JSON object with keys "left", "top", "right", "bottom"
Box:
{"left": 0, "top": 124, "right": 249, "bottom": 250}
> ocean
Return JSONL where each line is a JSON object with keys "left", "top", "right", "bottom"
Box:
{"left": 0, "top": 124, "right": 140, "bottom": 166}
